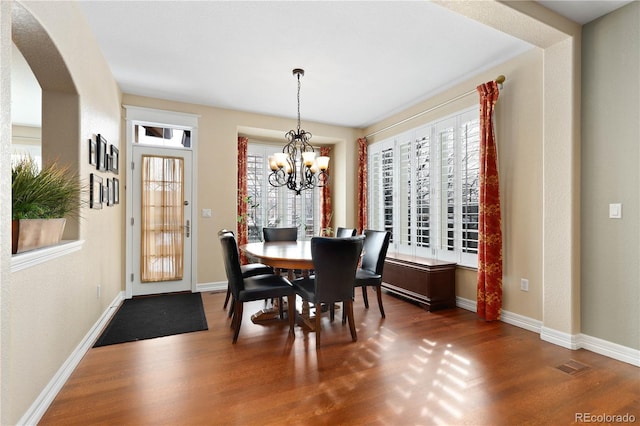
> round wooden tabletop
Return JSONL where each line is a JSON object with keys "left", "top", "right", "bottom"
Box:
{"left": 240, "top": 241, "right": 313, "bottom": 270}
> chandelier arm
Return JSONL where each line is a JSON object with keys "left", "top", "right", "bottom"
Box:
{"left": 317, "top": 169, "right": 329, "bottom": 187}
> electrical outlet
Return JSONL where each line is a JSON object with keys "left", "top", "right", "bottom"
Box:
{"left": 97, "top": 284, "right": 101, "bottom": 299}
{"left": 520, "top": 278, "right": 529, "bottom": 292}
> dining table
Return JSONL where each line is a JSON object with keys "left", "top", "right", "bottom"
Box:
{"left": 241, "top": 241, "right": 313, "bottom": 280}
{"left": 240, "top": 241, "right": 318, "bottom": 329}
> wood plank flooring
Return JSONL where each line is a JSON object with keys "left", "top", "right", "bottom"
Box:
{"left": 40, "top": 291, "right": 639, "bottom": 425}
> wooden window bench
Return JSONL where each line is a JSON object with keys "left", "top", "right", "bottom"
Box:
{"left": 381, "top": 254, "right": 456, "bottom": 311}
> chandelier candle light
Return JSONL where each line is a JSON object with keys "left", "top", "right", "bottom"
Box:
{"left": 268, "top": 68, "right": 329, "bottom": 195}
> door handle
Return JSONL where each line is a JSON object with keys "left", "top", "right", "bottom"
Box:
{"left": 185, "top": 219, "right": 191, "bottom": 238}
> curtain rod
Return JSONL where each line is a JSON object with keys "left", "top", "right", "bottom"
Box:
{"left": 364, "top": 75, "right": 506, "bottom": 139}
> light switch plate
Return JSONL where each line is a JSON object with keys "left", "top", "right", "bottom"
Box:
{"left": 609, "top": 203, "right": 622, "bottom": 219}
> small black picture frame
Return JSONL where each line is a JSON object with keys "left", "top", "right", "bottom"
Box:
{"left": 96, "top": 134, "right": 108, "bottom": 172}
{"left": 89, "top": 138, "right": 97, "bottom": 165}
{"left": 109, "top": 145, "right": 119, "bottom": 174}
{"left": 113, "top": 178, "right": 120, "bottom": 205}
{"left": 90, "top": 173, "right": 103, "bottom": 209}
{"left": 105, "top": 178, "right": 111, "bottom": 206}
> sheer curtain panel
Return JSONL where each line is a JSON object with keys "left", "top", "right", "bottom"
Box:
{"left": 141, "top": 155, "right": 185, "bottom": 282}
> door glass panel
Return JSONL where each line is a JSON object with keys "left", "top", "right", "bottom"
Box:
{"left": 141, "top": 155, "right": 185, "bottom": 282}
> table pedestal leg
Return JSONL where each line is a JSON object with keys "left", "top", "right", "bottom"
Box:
{"left": 250, "top": 298, "right": 282, "bottom": 323}
{"left": 250, "top": 268, "right": 289, "bottom": 324}
{"left": 297, "top": 300, "right": 315, "bottom": 331}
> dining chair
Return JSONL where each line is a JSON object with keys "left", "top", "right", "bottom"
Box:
{"left": 263, "top": 227, "right": 298, "bottom": 242}
{"left": 218, "top": 232, "right": 296, "bottom": 343}
{"left": 262, "top": 226, "right": 299, "bottom": 278}
{"left": 217, "top": 229, "right": 274, "bottom": 312}
{"left": 335, "top": 227, "right": 357, "bottom": 237}
{"left": 292, "top": 235, "right": 364, "bottom": 348}
{"left": 352, "top": 229, "right": 392, "bottom": 319}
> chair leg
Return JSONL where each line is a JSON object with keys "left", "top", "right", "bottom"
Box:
{"left": 315, "top": 303, "right": 322, "bottom": 348}
{"left": 330, "top": 304, "right": 335, "bottom": 322}
{"left": 232, "top": 301, "right": 243, "bottom": 343}
{"left": 228, "top": 296, "right": 235, "bottom": 318}
{"left": 223, "top": 286, "right": 231, "bottom": 309}
{"left": 287, "top": 294, "right": 296, "bottom": 335}
{"left": 279, "top": 297, "right": 284, "bottom": 319}
{"left": 376, "top": 286, "right": 385, "bottom": 318}
{"left": 345, "top": 300, "right": 357, "bottom": 341}
{"left": 361, "top": 286, "right": 369, "bottom": 309}
{"left": 230, "top": 299, "right": 239, "bottom": 329}
{"left": 342, "top": 301, "right": 347, "bottom": 324}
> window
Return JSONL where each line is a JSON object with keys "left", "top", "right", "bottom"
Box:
{"left": 134, "top": 124, "right": 191, "bottom": 148}
{"left": 368, "top": 106, "right": 479, "bottom": 267}
{"left": 246, "top": 143, "right": 320, "bottom": 242}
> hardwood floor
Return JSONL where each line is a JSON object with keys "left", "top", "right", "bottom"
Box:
{"left": 40, "top": 291, "right": 639, "bottom": 425}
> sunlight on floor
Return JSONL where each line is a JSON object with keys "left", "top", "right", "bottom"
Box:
{"left": 377, "top": 335, "right": 473, "bottom": 423}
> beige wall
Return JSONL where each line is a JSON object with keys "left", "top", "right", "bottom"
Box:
{"left": 0, "top": 1, "right": 11, "bottom": 422}
{"left": 364, "top": 47, "right": 545, "bottom": 320}
{"left": 434, "top": 2, "right": 581, "bottom": 340}
{"left": 2, "top": 1, "right": 122, "bottom": 424}
{"left": 581, "top": 2, "right": 639, "bottom": 349}
{"left": 121, "top": 94, "right": 359, "bottom": 285}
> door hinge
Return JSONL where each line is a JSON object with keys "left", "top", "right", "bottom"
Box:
{"left": 131, "top": 161, "right": 135, "bottom": 170}
{"left": 131, "top": 217, "right": 134, "bottom": 226}
{"left": 130, "top": 273, "right": 134, "bottom": 282}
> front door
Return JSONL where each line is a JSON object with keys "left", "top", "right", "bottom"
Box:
{"left": 130, "top": 145, "right": 193, "bottom": 296}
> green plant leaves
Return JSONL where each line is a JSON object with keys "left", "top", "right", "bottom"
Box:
{"left": 12, "top": 157, "right": 82, "bottom": 220}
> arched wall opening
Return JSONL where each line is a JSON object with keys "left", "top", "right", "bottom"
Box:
{"left": 11, "top": 2, "right": 81, "bottom": 239}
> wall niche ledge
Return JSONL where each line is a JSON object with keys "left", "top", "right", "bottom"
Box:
{"left": 11, "top": 240, "right": 84, "bottom": 273}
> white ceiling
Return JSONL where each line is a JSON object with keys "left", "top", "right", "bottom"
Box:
{"left": 12, "top": 1, "right": 633, "bottom": 129}
{"left": 537, "top": 0, "right": 633, "bottom": 24}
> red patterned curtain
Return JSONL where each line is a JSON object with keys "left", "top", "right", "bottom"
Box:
{"left": 237, "top": 136, "right": 249, "bottom": 264}
{"left": 320, "top": 146, "right": 332, "bottom": 235}
{"left": 476, "top": 81, "right": 502, "bottom": 321}
{"left": 357, "top": 137, "right": 368, "bottom": 234}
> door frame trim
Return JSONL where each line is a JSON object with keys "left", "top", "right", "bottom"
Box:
{"left": 123, "top": 105, "right": 200, "bottom": 299}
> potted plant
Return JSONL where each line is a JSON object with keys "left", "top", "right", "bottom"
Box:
{"left": 11, "top": 156, "right": 82, "bottom": 254}
{"left": 237, "top": 195, "right": 262, "bottom": 241}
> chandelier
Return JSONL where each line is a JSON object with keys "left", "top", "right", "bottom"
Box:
{"left": 268, "top": 68, "right": 329, "bottom": 195}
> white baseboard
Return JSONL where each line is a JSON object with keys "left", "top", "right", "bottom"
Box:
{"left": 457, "top": 296, "right": 543, "bottom": 334}
{"left": 455, "top": 296, "right": 477, "bottom": 312}
{"left": 501, "top": 310, "right": 543, "bottom": 334}
{"left": 456, "top": 296, "right": 639, "bottom": 367}
{"left": 578, "top": 334, "right": 640, "bottom": 367}
{"left": 18, "top": 291, "right": 125, "bottom": 426}
{"left": 196, "top": 281, "right": 227, "bottom": 293}
{"left": 540, "top": 326, "right": 580, "bottom": 350}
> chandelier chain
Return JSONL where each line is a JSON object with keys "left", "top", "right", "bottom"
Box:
{"left": 297, "top": 73, "right": 301, "bottom": 133}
